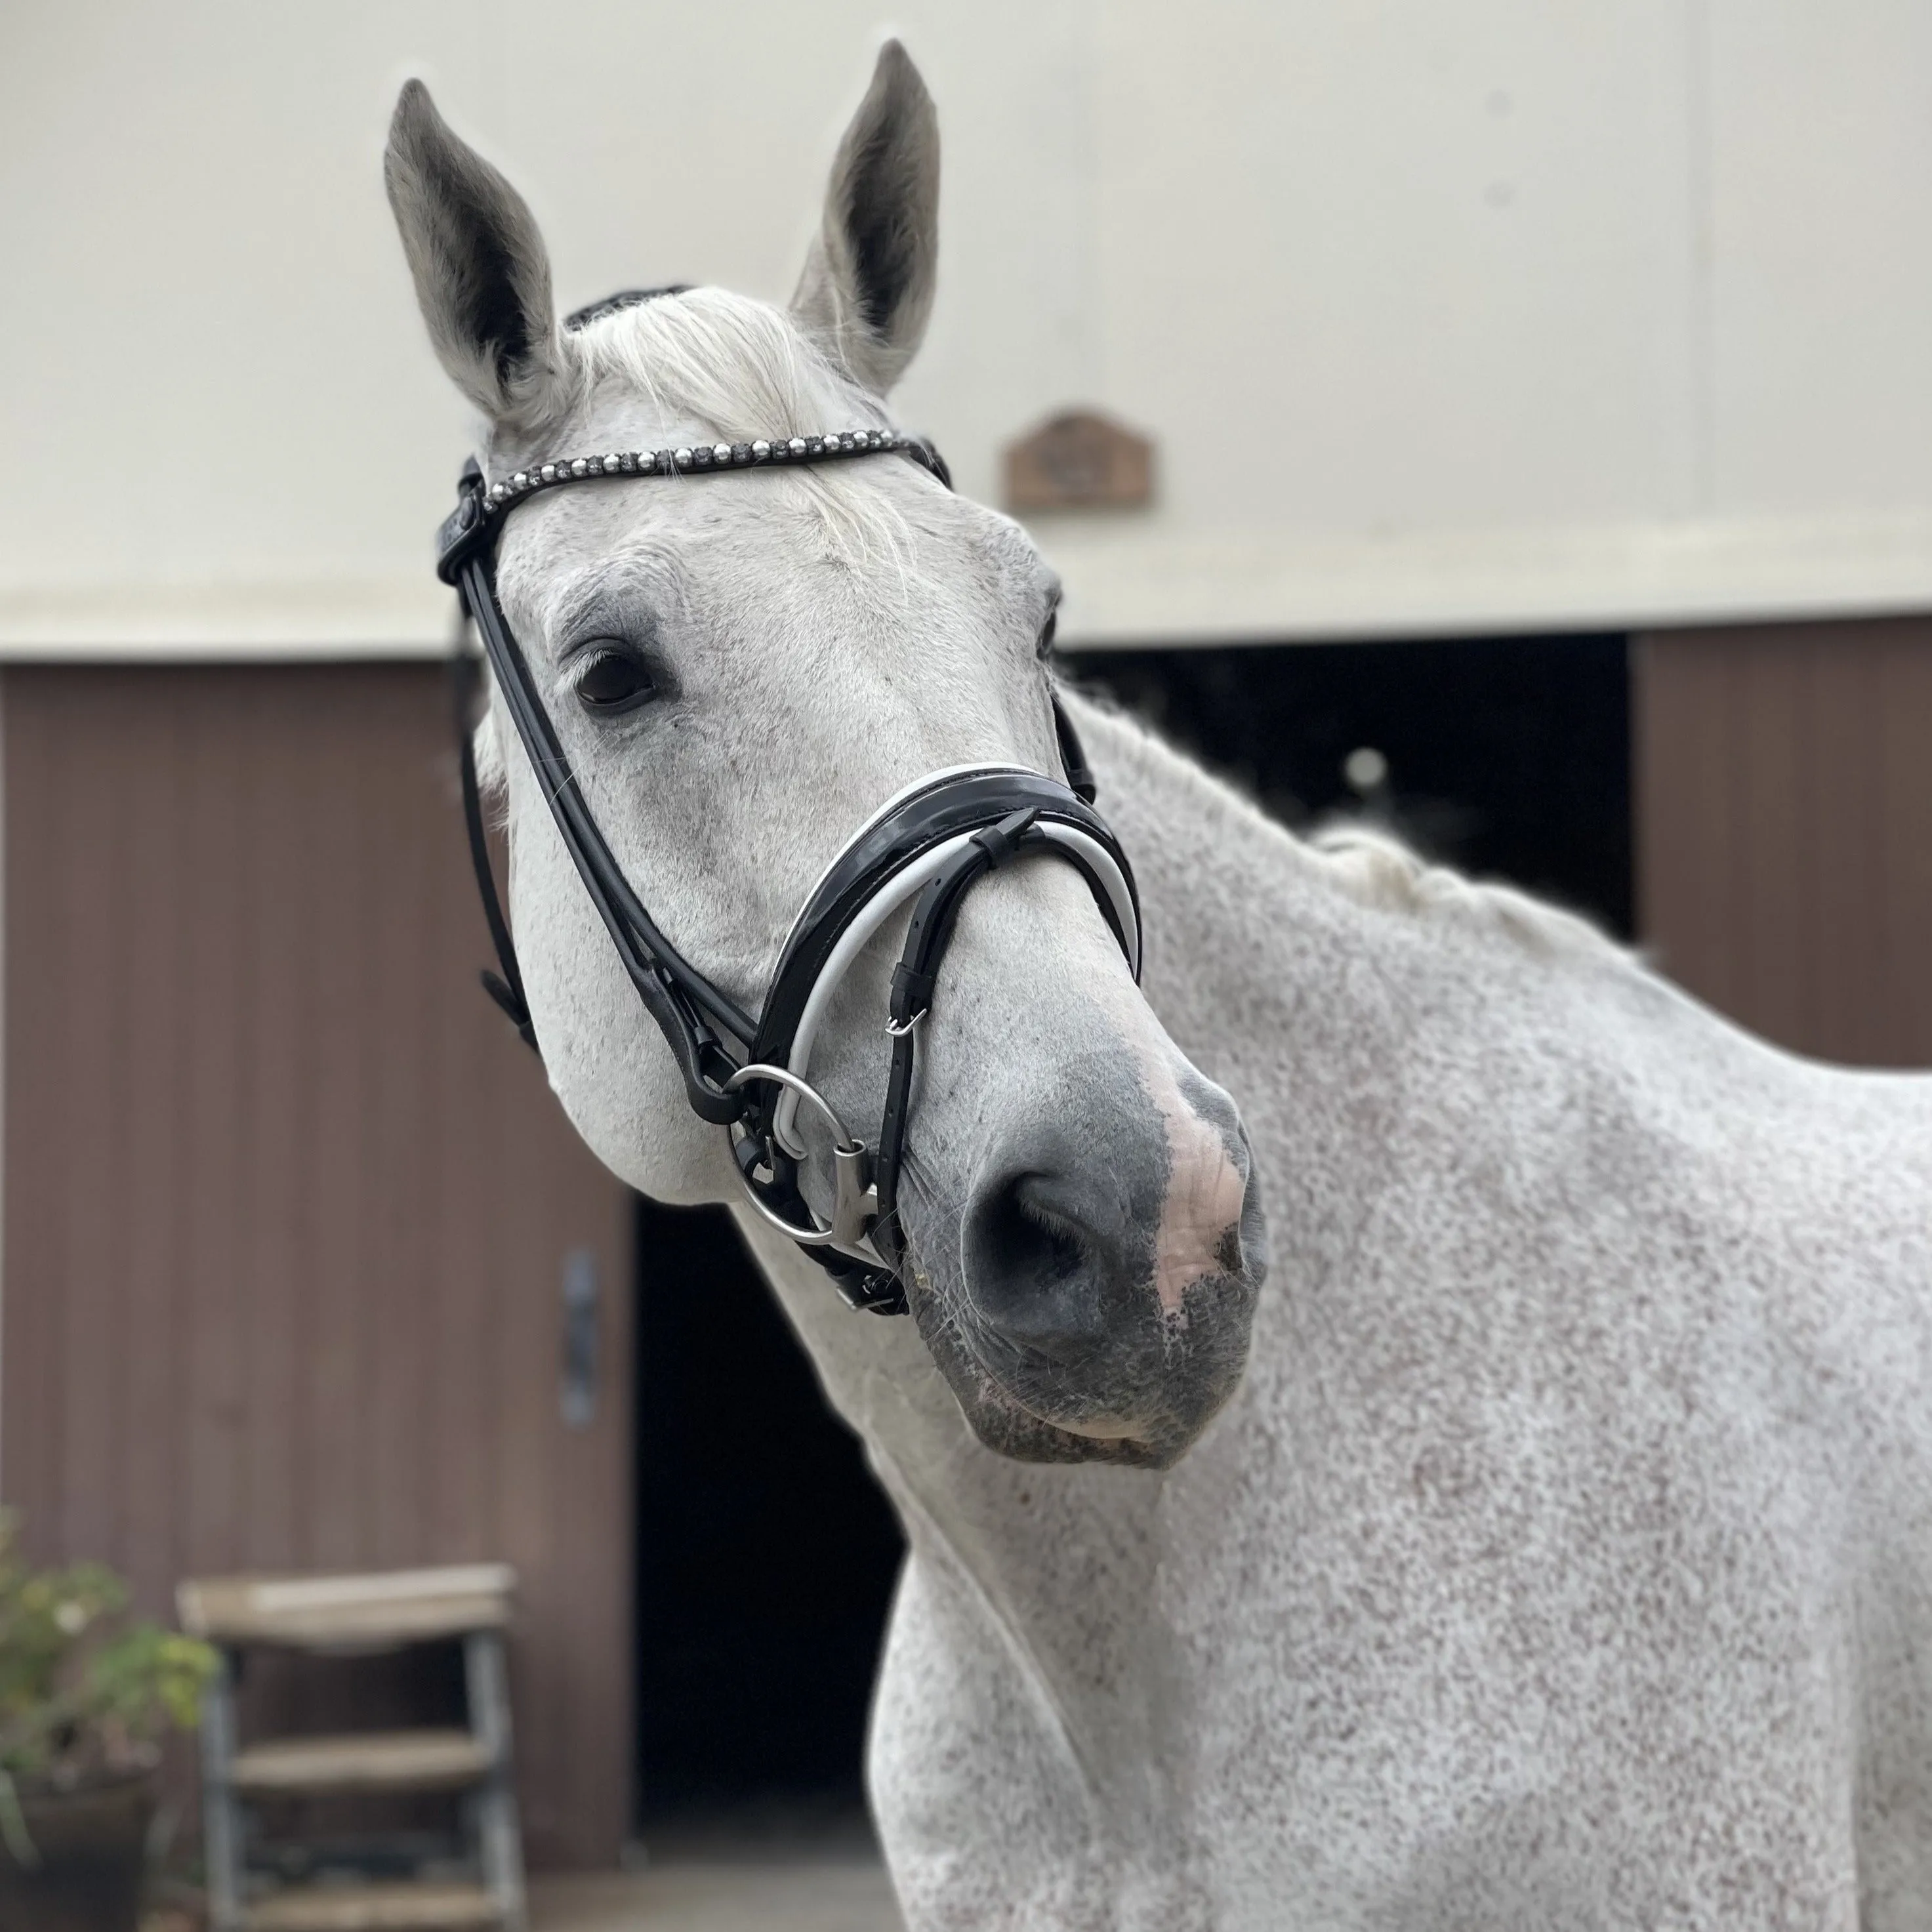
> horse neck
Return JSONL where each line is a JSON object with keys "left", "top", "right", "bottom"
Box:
{"left": 730, "top": 704, "right": 1372, "bottom": 1497}
{"left": 739, "top": 689, "right": 1642, "bottom": 1621}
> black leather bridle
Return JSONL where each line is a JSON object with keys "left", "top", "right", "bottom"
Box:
{"left": 435, "top": 423, "right": 1140, "bottom": 1315}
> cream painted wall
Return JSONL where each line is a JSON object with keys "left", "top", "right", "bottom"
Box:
{"left": 2, "top": 0, "right": 1930, "bottom": 651}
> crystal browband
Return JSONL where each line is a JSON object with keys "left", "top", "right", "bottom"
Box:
{"left": 481, "top": 428, "right": 930, "bottom": 515}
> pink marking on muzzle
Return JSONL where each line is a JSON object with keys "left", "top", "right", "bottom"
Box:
{"left": 1079, "top": 942, "right": 1249, "bottom": 1317}
{"left": 1150, "top": 1095, "right": 1248, "bottom": 1315}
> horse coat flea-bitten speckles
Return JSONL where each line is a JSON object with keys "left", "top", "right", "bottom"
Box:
{"left": 386, "top": 41, "right": 1932, "bottom": 1931}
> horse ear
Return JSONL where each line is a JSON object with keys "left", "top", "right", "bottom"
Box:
{"left": 791, "top": 41, "right": 939, "bottom": 396}
{"left": 384, "top": 79, "right": 562, "bottom": 430}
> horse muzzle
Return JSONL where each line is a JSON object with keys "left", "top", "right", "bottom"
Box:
{"left": 916, "top": 1065, "right": 1266, "bottom": 1468}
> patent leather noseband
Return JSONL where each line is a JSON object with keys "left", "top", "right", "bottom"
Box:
{"left": 435, "top": 425, "right": 1139, "bottom": 1315}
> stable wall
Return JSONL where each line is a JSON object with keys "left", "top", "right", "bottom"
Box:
{"left": 0, "top": 664, "right": 635, "bottom": 1867}
{"left": 4, "top": 1, "right": 1932, "bottom": 652}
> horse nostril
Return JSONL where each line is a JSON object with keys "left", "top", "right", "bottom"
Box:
{"left": 962, "top": 1170, "right": 1098, "bottom": 1340}
{"left": 970, "top": 1173, "right": 1085, "bottom": 1294}
{"left": 962, "top": 1159, "right": 1139, "bottom": 1359}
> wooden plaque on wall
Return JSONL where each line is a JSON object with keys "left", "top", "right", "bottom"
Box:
{"left": 1004, "top": 409, "right": 1154, "bottom": 512}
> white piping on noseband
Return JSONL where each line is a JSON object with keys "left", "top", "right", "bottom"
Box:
{"left": 774, "top": 762, "right": 1037, "bottom": 958}
{"left": 772, "top": 780, "right": 1141, "bottom": 1158}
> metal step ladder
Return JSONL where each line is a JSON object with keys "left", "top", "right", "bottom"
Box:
{"left": 178, "top": 1566, "right": 527, "bottom": 1932}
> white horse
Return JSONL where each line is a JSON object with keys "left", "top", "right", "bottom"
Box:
{"left": 386, "top": 44, "right": 1932, "bottom": 1929}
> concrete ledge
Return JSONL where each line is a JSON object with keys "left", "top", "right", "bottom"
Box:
{"left": 1042, "top": 508, "right": 1932, "bottom": 647}
{"left": 5, "top": 509, "right": 1931, "bottom": 659}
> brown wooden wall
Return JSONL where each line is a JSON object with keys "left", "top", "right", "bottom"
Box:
{"left": 1635, "top": 617, "right": 1932, "bottom": 1067}
{"left": 1, "top": 664, "right": 634, "bottom": 1868}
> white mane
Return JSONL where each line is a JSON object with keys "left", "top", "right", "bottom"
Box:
{"left": 1086, "top": 687, "right": 1632, "bottom": 969}
{"left": 1309, "top": 821, "right": 1629, "bottom": 964}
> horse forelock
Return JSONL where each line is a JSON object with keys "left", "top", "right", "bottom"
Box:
{"left": 566, "top": 285, "right": 861, "bottom": 438}
{"left": 497, "top": 284, "right": 923, "bottom": 577}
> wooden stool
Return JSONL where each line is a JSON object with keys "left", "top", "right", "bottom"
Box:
{"left": 177, "top": 1565, "right": 527, "bottom": 1932}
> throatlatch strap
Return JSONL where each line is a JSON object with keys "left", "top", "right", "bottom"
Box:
{"left": 1052, "top": 693, "right": 1097, "bottom": 805}
{"left": 449, "top": 652, "right": 539, "bottom": 1055}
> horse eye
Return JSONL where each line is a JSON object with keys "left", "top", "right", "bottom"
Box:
{"left": 574, "top": 647, "right": 656, "bottom": 714}
{"left": 1035, "top": 607, "right": 1059, "bottom": 660}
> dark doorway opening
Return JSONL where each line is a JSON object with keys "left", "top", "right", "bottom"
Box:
{"left": 632, "top": 1199, "right": 904, "bottom": 1833}
{"left": 1069, "top": 634, "right": 1632, "bottom": 937}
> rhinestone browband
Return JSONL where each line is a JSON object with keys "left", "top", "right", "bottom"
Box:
{"left": 481, "top": 427, "right": 922, "bottom": 516}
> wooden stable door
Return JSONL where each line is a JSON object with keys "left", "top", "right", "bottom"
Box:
{"left": 1635, "top": 617, "right": 1932, "bottom": 1068}
{"left": 1, "top": 663, "right": 633, "bottom": 1869}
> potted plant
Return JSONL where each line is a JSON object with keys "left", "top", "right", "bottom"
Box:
{"left": 0, "top": 1512, "right": 216, "bottom": 1932}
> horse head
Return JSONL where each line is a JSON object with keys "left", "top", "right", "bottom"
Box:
{"left": 384, "top": 43, "right": 1265, "bottom": 1468}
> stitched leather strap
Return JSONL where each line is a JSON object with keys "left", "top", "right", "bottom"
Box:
{"left": 449, "top": 652, "right": 539, "bottom": 1054}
